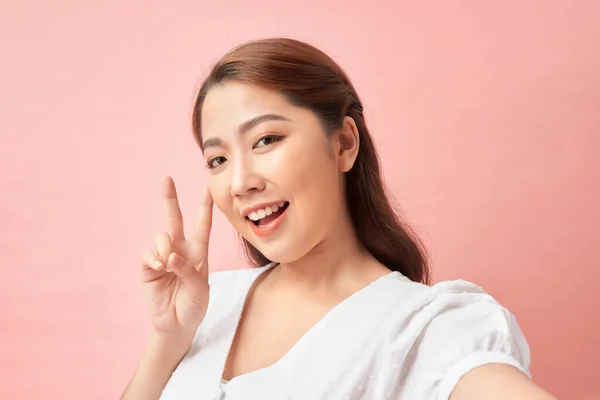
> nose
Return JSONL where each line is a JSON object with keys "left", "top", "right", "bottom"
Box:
{"left": 230, "top": 155, "right": 265, "bottom": 197}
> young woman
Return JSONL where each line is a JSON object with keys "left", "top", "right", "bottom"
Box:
{"left": 121, "top": 38, "right": 555, "bottom": 399}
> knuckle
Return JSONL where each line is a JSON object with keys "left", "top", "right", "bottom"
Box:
{"left": 167, "top": 215, "right": 182, "bottom": 225}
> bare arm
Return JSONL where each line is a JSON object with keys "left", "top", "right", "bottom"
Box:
{"left": 450, "top": 364, "right": 557, "bottom": 400}
{"left": 121, "top": 178, "right": 213, "bottom": 399}
{"left": 120, "top": 330, "right": 192, "bottom": 400}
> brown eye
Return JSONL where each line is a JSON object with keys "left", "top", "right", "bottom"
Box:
{"left": 207, "top": 156, "right": 227, "bottom": 169}
{"left": 254, "top": 135, "right": 283, "bottom": 148}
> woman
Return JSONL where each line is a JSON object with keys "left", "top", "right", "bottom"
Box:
{"left": 122, "top": 38, "right": 555, "bottom": 399}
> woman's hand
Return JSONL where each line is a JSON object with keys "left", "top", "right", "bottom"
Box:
{"left": 140, "top": 176, "right": 213, "bottom": 342}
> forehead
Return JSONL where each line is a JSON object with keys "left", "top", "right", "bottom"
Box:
{"left": 201, "top": 82, "right": 293, "bottom": 135}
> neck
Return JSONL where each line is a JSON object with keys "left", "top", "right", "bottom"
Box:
{"left": 273, "top": 209, "right": 383, "bottom": 291}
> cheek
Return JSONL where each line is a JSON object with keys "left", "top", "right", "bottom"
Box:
{"left": 209, "top": 175, "right": 249, "bottom": 232}
{"left": 277, "top": 136, "right": 337, "bottom": 186}
{"left": 208, "top": 178, "right": 231, "bottom": 216}
{"left": 297, "top": 149, "right": 339, "bottom": 194}
{"left": 278, "top": 139, "right": 341, "bottom": 225}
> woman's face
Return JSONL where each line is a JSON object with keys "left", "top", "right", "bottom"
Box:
{"left": 201, "top": 81, "right": 347, "bottom": 263}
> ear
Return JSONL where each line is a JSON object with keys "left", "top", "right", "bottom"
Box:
{"left": 336, "top": 116, "right": 360, "bottom": 172}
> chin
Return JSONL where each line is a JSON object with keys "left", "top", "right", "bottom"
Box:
{"left": 245, "top": 236, "right": 309, "bottom": 265}
{"left": 233, "top": 211, "right": 320, "bottom": 265}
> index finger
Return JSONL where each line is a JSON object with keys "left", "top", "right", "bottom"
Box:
{"left": 192, "top": 186, "right": 213, "bottom": 250}
{"left": 162, "top": 176, "right": 185, "bottom": 241}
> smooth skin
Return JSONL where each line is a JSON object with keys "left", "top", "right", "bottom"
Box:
{"left": 121, "top": 176, "right": 214, "bottom": 399}
{"left": 122, "top": 82, "right": 557, "bottom": 399}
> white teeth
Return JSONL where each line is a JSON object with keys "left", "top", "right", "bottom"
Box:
{"left": 247, "top": 202, "right": 287, "bottom": 221}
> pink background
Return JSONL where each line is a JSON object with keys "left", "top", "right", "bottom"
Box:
{"left": 1, "top": 1, "right": 598, "bottom": 398}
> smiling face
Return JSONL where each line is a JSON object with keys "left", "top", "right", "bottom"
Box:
{"left": 200, "top": 81, "right": 350, "bottom": 263}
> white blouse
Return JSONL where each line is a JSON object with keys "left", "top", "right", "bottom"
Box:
{"left": 160, "top": 263, "right": 531, "bottom": 400}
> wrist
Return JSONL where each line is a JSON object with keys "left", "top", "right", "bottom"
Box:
{"left": 147, "top": 329, "right": 195, "bottom": 358}
{"left": 121, "top": 329, "right": 194, "bottom": 399}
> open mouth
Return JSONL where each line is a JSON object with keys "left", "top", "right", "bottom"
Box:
{"left": 247, "top": 201, "right": 290, "bottom": 227}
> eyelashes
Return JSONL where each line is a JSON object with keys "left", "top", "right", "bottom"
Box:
{"left": 205, "top": 134, "right": 284, "bottom": 170}
{"left": 206, "top": 156, "right": 227, "bottom": 169}
{"left": 254, "top": 135, "right": 283, "bottom": 148}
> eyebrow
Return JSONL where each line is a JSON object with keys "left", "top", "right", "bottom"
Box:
{"left": 201, "top": 113, "right": 291, "bottom": 151}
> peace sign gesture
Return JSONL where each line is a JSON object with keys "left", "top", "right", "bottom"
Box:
{"left": 140, "top": 176, "right": 213, "bottom": 340}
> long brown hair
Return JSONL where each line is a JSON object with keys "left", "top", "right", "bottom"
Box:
{"left": 192, "top": 38, "right": 430, "bottom": 284}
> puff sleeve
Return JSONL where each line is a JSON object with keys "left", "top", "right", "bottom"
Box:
{"left": 407, "top": 280, "right": 531, "bottom": 399}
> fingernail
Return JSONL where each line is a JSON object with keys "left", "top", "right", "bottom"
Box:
{"left": 172, "top": 253, "right": 182, "bottom": 267}
{"left": 153, "top": 260, "right": 163, "bottom": 269}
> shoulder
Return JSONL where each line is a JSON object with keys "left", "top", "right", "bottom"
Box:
{"left": 385, "top": 277, "right": 531, "bottom": 399}
{"left": 412, "top": 279, "right": 529, "bottom": 346}
{"left": 390, "top": 277, "right": 529, "bottom": 340}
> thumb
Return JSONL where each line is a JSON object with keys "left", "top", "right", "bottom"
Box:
{"left": 167, "top": 252, "right": 208, "bottom": 300}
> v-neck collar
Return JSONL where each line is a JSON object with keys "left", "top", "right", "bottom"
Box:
{"left": 219, "top": 264, "right": 399, "bottom": 388}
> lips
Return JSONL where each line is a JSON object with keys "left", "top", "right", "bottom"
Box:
{"left": 246, "top": 202, "right": 289, "bottom": 238}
